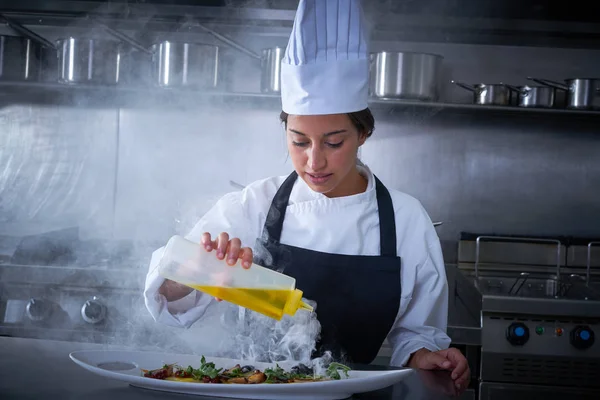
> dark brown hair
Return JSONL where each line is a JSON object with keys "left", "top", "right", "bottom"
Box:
{"left": 279, "top": 108, "right": 375, "bottom": 138}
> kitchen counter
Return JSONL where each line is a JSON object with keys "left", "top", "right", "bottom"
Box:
{"left": 0, "top": 337, "right": 472, "bottom": 400}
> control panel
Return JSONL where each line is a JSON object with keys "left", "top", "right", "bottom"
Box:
{"left": 482, "top": 314, "right": 600, "bottom": 387}
{"left": 483, "top": 315, "right": 599, "bottom": 358}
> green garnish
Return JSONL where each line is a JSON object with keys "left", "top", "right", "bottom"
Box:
{"left": 326, "top": 362, "right": 351, "bottom": 380}
{"left": 186, "top": 355, "right": 223, "bottom": 380}
{"left": 264, "top": 364, "right": 289, "bottom": 383}
{"left": 225, "top": 367, "right": 245, "bottom": 378}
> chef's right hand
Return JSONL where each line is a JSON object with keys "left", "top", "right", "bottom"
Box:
{"left": 201, "top": 232, "right": 253, "bottom": 268}
{"left": 201, "top": 232, "right": 253, "bottom": 303}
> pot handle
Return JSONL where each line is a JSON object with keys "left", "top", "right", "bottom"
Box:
{"left": 195, "top": 22, "right": 262, "bottom": 60}
{"left": 0, "top": 13, "right": 56, "bottom": 49}
{"left": 87, "top": 15, "right": 153, "bottom": 55}
{"left": 451, "top": 80, "right": 475, "bottom": 92}
{"left": 526, "top": 77, "right": 568, "bottom": 91}
{"left": 503, "top": 84, "right": 522, "bottom": 93}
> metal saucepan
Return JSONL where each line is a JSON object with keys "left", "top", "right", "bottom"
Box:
{"left": 527, "top": 77, "right": 600, "bottom": 110}
{"left": 451, "top": 81, "right": 511, "bottom": 106}
{"left": 56, "top": 37, "right": 122, "bottom": 86}
{"left": 195, "top": 22, "right": 284, "bottom": 93}
{"left": 260, "top": 46, "right": 285, "bottom": 93}
{"left": 504, "top": 84, "right": 556, "bottom": 108}
{"left": 151, "top": 41, "right": 219, "bottom": 89}
{"left": 369, "top": 51, "right": 443, "bottom": 101}
{"left": 0, "top": 14, "right": 58, "bottom": 82}
{"left": 94, "top": 18, "right": 284, "bottom": 91}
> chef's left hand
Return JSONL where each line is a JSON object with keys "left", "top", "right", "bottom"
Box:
{"left": 408, "top": 348, "right": 470, "bottom": 395}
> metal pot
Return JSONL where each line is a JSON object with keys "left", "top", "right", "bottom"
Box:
{"left": 451, "top": 81, "right": 511, "bottom": 106}
{"left": 527, "top": 77, "right": 600, "bottom": 110}
{"left": 369, "top": 51, "right": 443, "bottom": 101}
{"left": 0, "top": 35, "right": 43, "bottom": 81}
{"left": 260, "top": 46, "right": 284, "bottom": 93}
{"left": 151, "top": 41, "right": 219, "bottom": 89}
{"left": 90, "top": 18, "right": 220, "bottom": 89}
{"left": 195, "top": 23, "right": 286, "bottom": 93}
{"left": 504, "top": 84, "right": 555, "bottom": 108}
{"left": 0, "top": 14, "right": 57, "bottom": 82}
{"left": 56, "top": 37, "right": 121, "bottom": 85}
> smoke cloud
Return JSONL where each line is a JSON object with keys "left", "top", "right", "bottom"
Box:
{"left": 220, "top": 299, "right": 321, "bottom": 364}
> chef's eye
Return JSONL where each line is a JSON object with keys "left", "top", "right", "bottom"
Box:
{"left": 292, "top": 141, "right": 309, "bottom": 147}
{"left": 326, "top": 141, "right": 343, "bottom": 148}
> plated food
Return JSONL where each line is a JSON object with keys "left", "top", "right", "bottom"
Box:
{"left": 141, "top": 356, "right": 351, "bottom": 385}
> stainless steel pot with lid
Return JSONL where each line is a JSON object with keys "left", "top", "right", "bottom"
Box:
{"left": 369, "top": 51, "right": 443, "bottom": 101}
{"left": 527, "top": 77, "right": 600, "bottom": 110}
{"left": 451, "top": 81, "right": 511, "bottom": 106}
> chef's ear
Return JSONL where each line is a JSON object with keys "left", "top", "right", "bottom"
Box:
{"left": 358, "top": 130, "right": 368, "bottom": 146}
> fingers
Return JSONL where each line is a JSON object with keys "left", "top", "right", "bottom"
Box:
{"left": 456, "top": 368, "right": 470, "bottom": 391}
{"left": 239, "top": 247, "right": 254, "bottom": 269}
{"left": 444, "top": 348, "right": 470, "bottom": 390}
{"left": 226, "top": 238, "right": 241, "bottom": 266}
{"left": 427, "top": 352, "right": 452, "bottom": 370}
{"left": 215, "top": 232, "right": 229, "bottom": 259}
{"left": 200, "top": 232, "right": 252, "bottom": 269}
{"left": 201, "top": 232, "right": 213, "bottom": 251}
{"left": 450, "top": 357, "right": 469, "bottom": 381}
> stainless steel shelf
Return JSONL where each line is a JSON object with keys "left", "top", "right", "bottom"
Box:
{"left": 1, "top": 81, "right": 600, "bottom": 117}
{"left": 368, "top": 98, "right": 600, "bottom": 116}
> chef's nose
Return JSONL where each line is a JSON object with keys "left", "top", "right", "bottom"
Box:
{"left": 308, "top": 146, "right": 326, "bottom": 171}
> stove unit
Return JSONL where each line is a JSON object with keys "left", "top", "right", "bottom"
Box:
{"left": 0, "top": 228, "right": 158, "bottom": 346}
{"left": 457, "top": 233, "right": 600, "bottom": 399}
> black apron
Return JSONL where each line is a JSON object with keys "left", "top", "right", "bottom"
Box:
{"left": 253, "top": 171, "right": 401, "bottom": 364}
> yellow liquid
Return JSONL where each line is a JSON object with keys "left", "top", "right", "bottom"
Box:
{"left": 166, "top": 377, "right": 196, "bottom": 383}
{"left": 188, "top": 285, "right": 309, "bottom": 320}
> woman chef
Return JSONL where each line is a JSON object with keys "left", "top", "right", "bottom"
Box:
{"left": 144, "top": 0, "right": 470, "bottom": 393}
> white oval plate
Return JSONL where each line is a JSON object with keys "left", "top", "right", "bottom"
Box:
{"left": 69, "top": 350, "right": 413, "bottom": 400}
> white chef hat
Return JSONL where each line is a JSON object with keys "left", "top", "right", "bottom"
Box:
{"left": 280, "top": 0, "right": 369, "bottom": 115}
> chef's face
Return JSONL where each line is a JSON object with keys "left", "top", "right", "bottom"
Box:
{"left": 286, "top": 114, "right": 367, "bottom": 197}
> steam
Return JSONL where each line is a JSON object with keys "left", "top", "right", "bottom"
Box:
{"left": 221, "top": 299, "right": 321, "bottom": 364}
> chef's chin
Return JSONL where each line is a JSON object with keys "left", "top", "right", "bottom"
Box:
{"left": 301, "top": 173, "right": 336, "bottom": 194}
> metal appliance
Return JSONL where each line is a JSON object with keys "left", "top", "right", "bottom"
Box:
{"left": 0, "top": 228, "right": 160, "bottom": 347}
{"left": 456, "top": 233, "right": 600, "bottom": 399}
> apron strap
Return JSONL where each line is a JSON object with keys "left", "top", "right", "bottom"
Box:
{"left": 374, "top": 175, "right": 397, "bottom": 257}
{"left": 262, "top": 170, "right": 397, "bottom": 257}
{"left": 262, "top": 171, "right": 298, "bottom": 243}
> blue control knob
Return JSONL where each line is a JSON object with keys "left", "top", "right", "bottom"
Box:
{"left": 571, "top": 325, "right": 595, "bottom": 350}
{"left": 506, "top": 322, "right": 529, "bottom": 346}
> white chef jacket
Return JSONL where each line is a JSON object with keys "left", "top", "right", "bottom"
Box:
{"left": 144, "top": 163, "right": 451, "bottom": 367}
